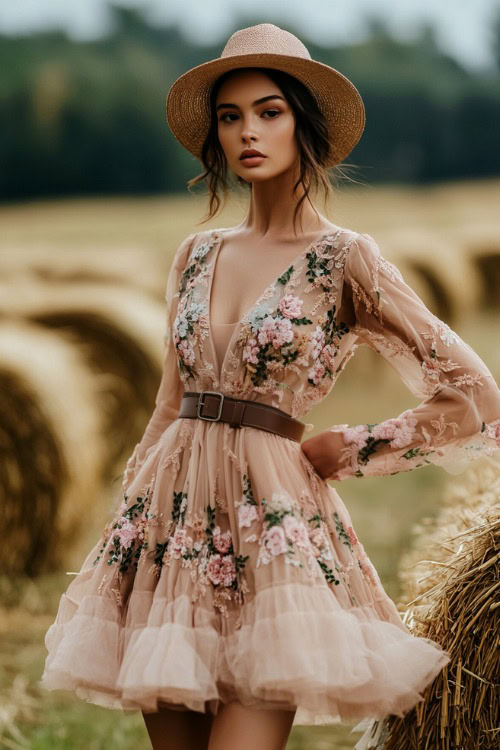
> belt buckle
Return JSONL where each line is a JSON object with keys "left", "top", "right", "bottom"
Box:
{"left": 197, "top": 391, "right": 225, "bottom": 421}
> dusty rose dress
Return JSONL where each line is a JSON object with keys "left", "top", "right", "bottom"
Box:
{"left": 41, "top": 225, "right": 500, "bottom": 728}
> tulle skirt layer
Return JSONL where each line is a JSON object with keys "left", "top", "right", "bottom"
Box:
{"left": 41, "top": 417, "right": 450, "bottom": 726}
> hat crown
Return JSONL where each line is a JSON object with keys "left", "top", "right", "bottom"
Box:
{"left": 221, "top": 23, "right": 311, "bottom": 60}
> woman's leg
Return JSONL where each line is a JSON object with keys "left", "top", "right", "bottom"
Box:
{"left": 141, "top": 705, "right": 214, "bottom": 750}
{"left": 207, "top": 701, "right": 297, "bottom": 750}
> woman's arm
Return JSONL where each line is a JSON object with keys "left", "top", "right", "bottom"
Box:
{"left": 122, "top": 231, "right": 197, "bottom": 492}
{"left": 325, "top": 232, "right": 500, "bottom": 480}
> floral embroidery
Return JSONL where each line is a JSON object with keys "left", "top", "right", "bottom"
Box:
{"left": 149, "top": 499, "right": 250, "bottom": 616}
{"left": 236, "top": 475, "right": 342, "bottom": 585}
{"left": 307, "top": 305, "right": 351, "bottom": 386}
{"left": 233, "top": 234, "right": 352, "bottom": 391}
{"left": 172, "top": 232, "right": 220, "bottom": 384}
{"left": 422, "top": 320, "right": 463, "bottom": 350}
{"left": 333, "top": 511, "right": 355, "bottom": 552}
{"left": 173, "top": 300, "right": 206, "bottom": 378}
{"left": 240, "top": 281, "right": 313, "bottom": 387}
{"left": 485, "top": 419, "right": 500, "bottom": 441}
{"left": 92, "top": 476, "right": 158, "bottom": 574}
{"left": 92, "top": 474, "right": 250, "bottom": 614}
{"left": 331, "top": 410, "right": 438, "bottom": 478}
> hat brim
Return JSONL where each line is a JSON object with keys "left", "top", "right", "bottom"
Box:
{"left": 166, "top": 52, "right": 365, "bottom": 168}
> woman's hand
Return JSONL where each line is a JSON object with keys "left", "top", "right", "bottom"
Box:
{"left": 300, "top": 430, "right": 346, "bottom": 480}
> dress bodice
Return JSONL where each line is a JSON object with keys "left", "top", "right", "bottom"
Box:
{"left": 211, "top": 320, "right": 239, "bottom": 371}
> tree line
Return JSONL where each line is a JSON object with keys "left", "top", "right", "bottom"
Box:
{"left": 1, "top": 5, "right": 500, "bottom": 201}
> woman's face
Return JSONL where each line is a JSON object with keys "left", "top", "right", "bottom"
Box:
{"left": 215, "top": 69, "right": 298, "bottom": 182}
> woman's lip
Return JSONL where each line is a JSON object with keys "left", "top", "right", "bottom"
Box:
{"left": 240, "top": 155, "right": 266, "bottom": 164}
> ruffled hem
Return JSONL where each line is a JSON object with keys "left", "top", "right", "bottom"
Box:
{"left": 41, "top": 581, "right": 450, "bottom": 726}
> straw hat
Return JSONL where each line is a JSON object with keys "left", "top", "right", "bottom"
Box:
{"left": 166, "top": 23, "right": 365, "bottom": 168}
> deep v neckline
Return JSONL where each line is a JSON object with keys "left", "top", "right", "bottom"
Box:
{"left": 206, "top": 225, "right": 341, "bottom": 380}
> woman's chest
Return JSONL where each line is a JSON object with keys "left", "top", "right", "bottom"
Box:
{"left": 209, "top": 234, "right": 331, "bottom": 326}
{"left": 172, "top": 228, "right": 358, "bottom": 400}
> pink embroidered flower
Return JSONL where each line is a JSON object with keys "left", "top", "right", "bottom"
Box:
{"left": 213, "top": 527, "right": 232, "bottom": 554}
{"left": 221, "top": 555, "right": 237, "bottom": 586}
{"left": 308, "top": 359, "right": 325, "bottom": 385}
{"left": 343, "top": 424, "right": 370, "bottom": 448}
{"left": 283, "top": 516, "right": 310, "bottom": 547}
{"left": 321, "top": 344, "right": 336, "bottom": 370}
{"left": 257, "top": 316, "right": 294, "bottom": 350}
{"left": 346, "top": 526, "right": 358, "bottom": 547}
{"left": 242, "top": 337, "right": 259, "bottom": 365}
{"left": 178, "top": 338, "right": 195, "bottom": 366}
{"left": 238, "top": 502, "right": 259, "bottom": 527}
{"left": 372, "top": 412, "right": 418, "bottom": 448}
{"left": 309, "top": 526, "right": 329, "bottom": 553}
{"left": 206, "top": 554, "right": 224, "bottom": 585}
{"left": 309, "top": 325, "right": 326, "bottom": 359}
{"left": 263, "top": 526, "right": 288, "bottom": 556}
{"left": 299, "top": 489, "right": 317, "bottom": 516}
{"left": 485, "top": 419, "right": 500, "bottom": 443}
{"left": 279, "top": 294, "right": 303, "bottom": 319}
{"left": 170, "top": 527, "right": 193, "bottom": 558}
{"left": 115, "top": 519, "right": 138, "bottom": 549}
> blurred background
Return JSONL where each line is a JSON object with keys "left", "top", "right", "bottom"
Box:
{"left": 1, "top": 1, "right": 499, "bottom": 748}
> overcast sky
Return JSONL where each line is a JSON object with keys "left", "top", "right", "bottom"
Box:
{"left": 1, "top": 0, "right": 499, "bottom": 71}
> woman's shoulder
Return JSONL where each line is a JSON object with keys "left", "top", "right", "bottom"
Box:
{"left": 172, "top": 230, "right": 204, "bottom": 270}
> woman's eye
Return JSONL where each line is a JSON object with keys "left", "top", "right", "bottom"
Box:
{"left": 219, "top": 109, "right": 281, "bottom": 123}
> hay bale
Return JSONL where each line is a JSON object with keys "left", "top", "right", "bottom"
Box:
{"left": 445, "top": 223, "right": 500, "bottom": 310}
{"left": 381, "top": 228, "right": 480, "bottom": 319}
{"left": 0, "top": 244, "right": 167, "bottom": 300}
{"left": 0, "top": 321, "right": 103, "bottom": 575}
{"left": 0, "top": 281, "right": 166, "bottom": 473}
{"left": 382, "top": 454, "right": 500, "bottom": 749}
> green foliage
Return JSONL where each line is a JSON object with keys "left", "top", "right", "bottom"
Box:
{"left": 1, "top": 4, "right": 500, "bottom": 200}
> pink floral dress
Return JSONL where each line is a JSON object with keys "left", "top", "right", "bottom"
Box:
{"left": 41, "top": 225, "right": 500, "bottom": 727}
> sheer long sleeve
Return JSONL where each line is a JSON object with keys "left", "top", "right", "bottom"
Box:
{"left": 328, "top": 232, "right": 500, "bottom": 481}
{"left": 122, "top": 231, "right": 197, "bottom": 492}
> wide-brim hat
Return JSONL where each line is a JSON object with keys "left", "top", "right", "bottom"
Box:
{"left": 166, "top": 23, "right": 365, "bottom": 168}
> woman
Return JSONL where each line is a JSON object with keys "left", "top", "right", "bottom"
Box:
{"left": 41, "top": 23, "right": 500, "bottom": 750}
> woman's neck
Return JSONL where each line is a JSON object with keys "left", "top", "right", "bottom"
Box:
{"left": 239, "top": 170, "right": 332, "bottom": 242}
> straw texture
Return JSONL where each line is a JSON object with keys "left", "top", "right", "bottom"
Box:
{"left": 353, "top": 455, "right": 500, "bottom": 748}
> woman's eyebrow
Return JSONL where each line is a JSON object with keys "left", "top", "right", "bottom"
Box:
{"left": 216, "top": 94, "right": 285, "bottom": 111}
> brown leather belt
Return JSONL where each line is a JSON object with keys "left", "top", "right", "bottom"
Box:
{"left": 178, "top": 391, "right": 305, "bottom": 443}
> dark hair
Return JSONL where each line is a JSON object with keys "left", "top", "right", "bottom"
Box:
{"left": 187, "top": 67, "right": 357, "bottom": 236}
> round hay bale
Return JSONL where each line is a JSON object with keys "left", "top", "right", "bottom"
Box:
{"left": 0, "top": 321, "right": 103, "bottom": 575}
{"left": 446, "top": 223, "right": 500, "bottom": 310}
{"left": 381, "top": 228, "right": 480, "bottom": 319}
{"left": 0, "top": 245, "right": 167, "bottom": 300}
{"left": 380, "top": 454, "right": 500, "bottom": 749}
{"left": 0, "top": 281, "right": 166, "bottom": 474}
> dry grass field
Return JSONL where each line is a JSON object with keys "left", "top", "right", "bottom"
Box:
{"left": 0, "top": 179, "right": 499, "bottom": 748}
